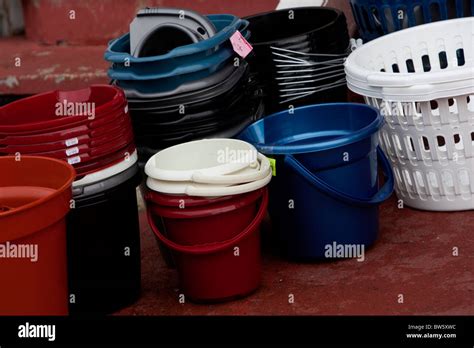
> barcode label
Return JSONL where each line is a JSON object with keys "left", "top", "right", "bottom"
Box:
{"left": 65, "top": 137, "right": 79, "bottom": 147}
{"left": 68, "top": 156, "right": 81, "bottom": 165}
{"left": 66, "top": 147, "right": 79, "bottom": 156}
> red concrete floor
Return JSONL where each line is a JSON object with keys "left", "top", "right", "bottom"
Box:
{"left": 115, "top": 194, "right": 474, "bottom": 316}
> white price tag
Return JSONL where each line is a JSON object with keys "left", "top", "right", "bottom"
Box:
{"left": 65, "top": 137, "right": 79, "bottom": 147}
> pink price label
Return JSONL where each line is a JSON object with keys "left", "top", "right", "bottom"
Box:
{"left": 230, "top": 31, "right": 253, "bottom": 59}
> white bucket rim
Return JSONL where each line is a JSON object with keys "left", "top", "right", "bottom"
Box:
{"left": 144, "top": 138, "right": 259, "bottom": 181}
{"left": 73, "top": 150, "right": 138, "bottom": 187}
{"left": 146, "top": 167, "right": 272, "bottom": 197}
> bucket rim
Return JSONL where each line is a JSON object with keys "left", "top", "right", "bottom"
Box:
{"left": 0, "top": 85, "right": 126, "bottom": 134}
{"left": 105, "top": 15, "right": 247, "bottom": 64}
{"left": 148, "top": 187, "right": 264, "bottom": 219}
{"left": 0, "top": 156, "right": 76, "bottom": 218}
{"left": 239, "top": 103, "right": 384, "bottom": 155}
{"left": 144, "top": 138, "right": 258, "bottom": 181}
{"left": 244, "top": 7, "right": 345, "bottom": 47}
{"left": 145, "top": 189, "right": 238, "bottom": 207}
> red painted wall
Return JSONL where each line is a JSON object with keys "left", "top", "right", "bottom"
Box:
{"left": 22, "top": 0, "right": 355, "bottom": 46}
{"left": 22, "top": 0, "right": 279, "bottom": 45}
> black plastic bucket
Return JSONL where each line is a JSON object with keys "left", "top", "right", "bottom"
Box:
{"left": 67, "top": 163, "right": 142, "bottom": 315}
{"left": 134, "top": 90, "right": 263, "bottom": 151}
{"left": 245, "top": 7, "right": 350, "bottom": 113}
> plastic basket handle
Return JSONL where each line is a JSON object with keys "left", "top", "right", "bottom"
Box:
{"left": 146, "top": 188, "right": 268, "bottom": 255}
{"left": 191, "top": 153, "right": 270, "bottom": 184}
{"left": 284, "top": 146, "right": 394, "bottom": 207}
{"left": 185, "top": 169, "right": 272, "bottom": 196}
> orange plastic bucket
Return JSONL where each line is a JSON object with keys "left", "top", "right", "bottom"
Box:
{"left": 0, "top": 156, "right": 75, "bottom": 315}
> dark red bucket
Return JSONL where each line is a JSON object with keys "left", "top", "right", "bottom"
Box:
{"left": 146, "top": 188, "right": 268, "bottom": 302}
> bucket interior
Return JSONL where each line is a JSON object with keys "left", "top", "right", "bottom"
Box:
{"left": 112, "top": 16, "right": 233, "bottom": 56}
{"left": 0, "top": 86, "right": 119, "bottom": 126}
{"left": 239, "top": 104, "right": 380, "bottom": 152}
{"left": 247, "top": 8, "right": 339, "bottom": 44}
{"left": 138, "top": 26, "right": 196, "bottom": 57}
{"left": 0, "top": 157, "right": 75, "bottom": 191}
{"left": 0, "top": 186, "right": 56, "bottom": 211}
{"left": 147, "top": 139, "right": 255, "bottom": 172}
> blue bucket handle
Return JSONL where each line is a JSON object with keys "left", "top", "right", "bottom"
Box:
{"left": 284, "top": 146, "right": 394, "bottom": 207}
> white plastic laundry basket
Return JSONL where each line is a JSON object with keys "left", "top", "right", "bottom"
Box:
{"left": 345, "top": 17, "right": 474, "bottom": 211}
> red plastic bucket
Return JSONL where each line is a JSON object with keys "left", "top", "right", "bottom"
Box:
{"left": 0, "top": 85, "right": 126, "bottom": 133}
{"left": 73, "top": 143, "right": 137, "bottom": 178}
{"left": 0, "top": 123, "right": 133, "bottom": 154}
{"left": 145, "top": 189, "right": 241, "bottom": 208}
{"left": 0, "top": 156, "right": 75, "bottom": 315}
{"left": 146, "top": 187, "right": 268, "bottom": 302}
{"left": 0, "top": 99, "right": 129, "bottom": 144}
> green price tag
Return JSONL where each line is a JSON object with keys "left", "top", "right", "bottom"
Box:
{"left": 268, "top": 157, "right": 276, "bottom": 176}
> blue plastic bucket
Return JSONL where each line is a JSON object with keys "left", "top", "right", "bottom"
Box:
{"left": 351, "top": 0, "right": 473, "bottom": 41}
{"left": 239, "top": 103, "right": 394, "bottom": 260}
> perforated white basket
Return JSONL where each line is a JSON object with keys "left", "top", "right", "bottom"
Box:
{"left": 345, "top": 18, "right": 474, "bottom": 211}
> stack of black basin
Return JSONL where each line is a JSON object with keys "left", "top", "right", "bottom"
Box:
{"left": 245, "top": 7, "right": 350, "bottom": 113}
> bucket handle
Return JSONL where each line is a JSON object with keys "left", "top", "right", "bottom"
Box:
{"left": 191, "top": 153, "right": 270, "bottom": 185}
{"left": 184, "top": 169, "right": 272, "bottom": 196}
{"left": 146, "top": 188, "right": 268, "bottom": 255}
{"left": 284, "top": 147, "right": 394, "bottom": 207}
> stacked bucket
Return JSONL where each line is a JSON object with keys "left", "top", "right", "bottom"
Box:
{"left": 0, "top": 85, "right": 141, "bottom": 314}
{"left": 144, "top": 139, "right": 271, "bottom": 301}
{"left": 245, "top": 7, "right": 350, "bottom": 113}
{"left": 350, "top": 0, "right": 474, "bottom": 42}
{"left": 0, "top": 86, "right": 134, "bottom": 174}
{"left": 104, "top": 9, "right": 264, "bottom": 164}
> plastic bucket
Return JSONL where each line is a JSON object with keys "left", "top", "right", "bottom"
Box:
{"left": 109, "top": 46, "right": 235, "bottom": 82}
{"left": 115, "top": 58, "right": 232, "bottom": 95}
{"left": 135, "top": 98, "right": 264, "bottom": 166}
{"left": 1, "top": 126, "right": 133, "bottom": 160}
{"left": 127, "top": 67, "right": 247, "bottom": 113}
{"left": 126, "top": 61, "right": 247, "bottom": 107}
{"left": 129, "top": 87, "right": 246, "bottom": 129}
{"left": 146, "top": 187, "right": 268, "bottom": 301}
{"left": 134, "top": 93, "right": 263, "bottom": 152}
{"left": 146, "top": 167, "right": 272, "bottom": 196}
{"left": 350, "top": 0, "right": 474, "bottom": 42}
{"left": 122, "top": 59, "right": 238, "bottom": 99}
{"left": 245, "top": 7, "right": 349, "bottom": 113}
{"left": 67, "top": 163, "right": 142, "bottom": 314}
{"left": 145, "top": 139, "right": 258, "bottom": 182}
{"left": 0, "top": 156, "right": 75, "bottom": 315}
{"left": 0, "top": 102, "right": 129, "bottom": 143}
{"left": 72, "top": 143, "right": 136, "bottom": 178}
{"left": 0, "top": 85, "right": 125, "bottom": 133}
{"left": 105, "top": 15, "right": 248, "bottom": 75}
{"left": 239, "top": 103, "right": 394, "bottom": 259}
{"left": 0, "top": 121, "right": 132, "bottom": 154}
{"left": 146, "top": 189, "right": 242, "bottom": 208}
{"left": 73, "top": 150, "right": 138, "bottom": 187}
